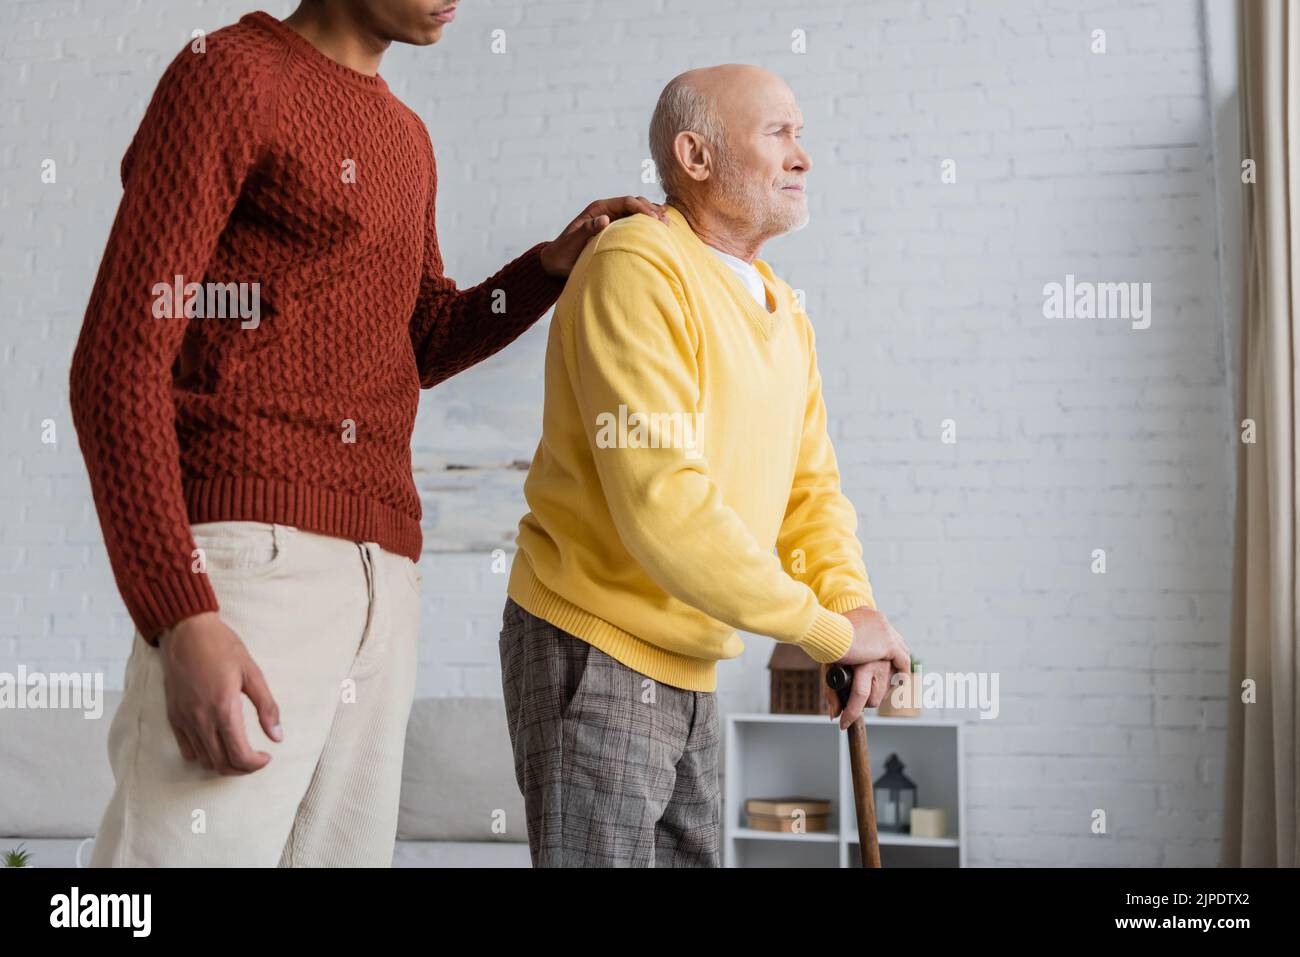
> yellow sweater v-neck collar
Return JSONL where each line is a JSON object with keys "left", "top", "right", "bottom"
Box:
{"left": 664, "top": 204, "right": 783, "bottom": 339}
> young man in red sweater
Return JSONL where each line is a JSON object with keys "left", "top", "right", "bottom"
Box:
{"left": 69, "top": 1, "right": 665, "bottom": 867}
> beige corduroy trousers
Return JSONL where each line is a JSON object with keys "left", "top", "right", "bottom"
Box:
{"left": 90, "top": 521, "right": 421, "bottom": 867}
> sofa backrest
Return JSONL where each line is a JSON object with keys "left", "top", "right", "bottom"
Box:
{"left": 397, "top": 697, "right": 526, "bottom": 843}
{"left": 0, "top": 692, "right": 525, "bottom": 844}
{"left": 0, "top": 688, "right": 118, "bottom": 838}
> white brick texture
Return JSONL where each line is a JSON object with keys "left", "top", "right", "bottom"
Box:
{"left": 1, "top": 0, "right": 1231, "bottom": 865}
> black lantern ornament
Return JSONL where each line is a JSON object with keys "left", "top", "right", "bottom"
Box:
{"left": 873, "top": 753, "right": 917, "bottom": 833}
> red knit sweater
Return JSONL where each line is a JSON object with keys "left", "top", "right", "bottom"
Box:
{"left": 68, "top": 11, "right": 564, "bottom": 643}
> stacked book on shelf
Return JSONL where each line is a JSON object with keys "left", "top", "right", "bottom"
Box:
{"left": 744, "top": 797, "right": 832, "bottom": 833}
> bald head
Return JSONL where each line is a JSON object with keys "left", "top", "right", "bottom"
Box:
{"left": 672, "top": 64, "right": 791, "bottom": 120}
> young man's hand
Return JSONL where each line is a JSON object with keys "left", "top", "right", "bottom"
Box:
{"left": 824, "top": 607, "right": 911, "bottom": 730}
{"left": 538, "top": 195, "right": 670, "bottom": 277}
{"left": 157, "top": 612, "right": 283, "bottom": 775}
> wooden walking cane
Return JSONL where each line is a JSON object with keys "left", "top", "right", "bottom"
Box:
{"left": 826, "top": 664, "right": 882, "bottom": 867}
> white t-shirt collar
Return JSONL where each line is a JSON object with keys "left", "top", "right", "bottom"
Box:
{"left": 705, "top": 245, "right": 771, "bottom": 312}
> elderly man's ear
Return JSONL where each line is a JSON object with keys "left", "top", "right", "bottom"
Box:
{"left": 673, "top": 131, "right": 714, "bottom": 184}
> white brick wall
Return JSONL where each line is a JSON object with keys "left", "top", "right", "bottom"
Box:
{"left": 1, "top": 0, "right": 1232, "bottom": 865}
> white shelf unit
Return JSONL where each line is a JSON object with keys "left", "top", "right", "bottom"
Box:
{"left": 723, "top": 712, "right": 968, "bottom": 867}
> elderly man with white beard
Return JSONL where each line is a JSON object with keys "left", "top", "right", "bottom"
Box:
{"left": 498, "top": 64, "right": 912, "bottom": 867}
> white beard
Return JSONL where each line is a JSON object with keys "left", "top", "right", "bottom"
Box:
{"left": 712, "top": 148, "right": 807, "bottom": 237}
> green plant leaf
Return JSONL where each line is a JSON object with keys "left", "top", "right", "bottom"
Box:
{"left": 2, "top": 843, "right": 33, "bottom": 867}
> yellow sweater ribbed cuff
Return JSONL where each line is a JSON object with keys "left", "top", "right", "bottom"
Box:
{"left": 799, "top": 606, "right": 855, "bottom": 663}
{"left": 824, "top": 592, "right": 875, "bottom": 615}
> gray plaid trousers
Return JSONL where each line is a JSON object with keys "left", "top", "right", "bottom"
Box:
{"left": 498, "top": 597, "right": 722, "bottom": 867}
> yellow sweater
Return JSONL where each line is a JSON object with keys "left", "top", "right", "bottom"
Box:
{"left": 508, "top": 204, "right": 875, "bottom": 692}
